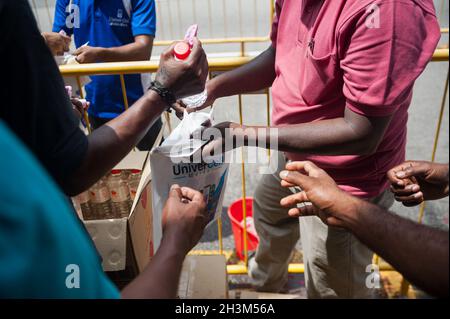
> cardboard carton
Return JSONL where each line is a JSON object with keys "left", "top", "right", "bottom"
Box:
{"left": 84, "top": 150, "right": 156, "bottom": 277}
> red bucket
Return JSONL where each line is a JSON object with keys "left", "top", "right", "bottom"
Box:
{"left": 228, "top": 198, "right": 259, "bottom": 260}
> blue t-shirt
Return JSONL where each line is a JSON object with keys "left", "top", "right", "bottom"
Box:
{"left": 53, "top": 0, "right": 157, "bottom": 119}
{"left": 0, "top": 121, "right": 120, "bottom": 299}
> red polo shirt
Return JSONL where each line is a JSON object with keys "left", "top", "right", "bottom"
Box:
{"left": 271, "top": 0, "right": 440, "bottom": 198}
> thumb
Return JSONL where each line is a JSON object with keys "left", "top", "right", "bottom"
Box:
{"left": 168, "top": 184, "right": 183, "bottom": 200}
{"left": 73, "top": 46, "right": 86, "bottom": 55}
{"left": 161, "top": 42, "right": 177, "bottom": 60}
{"left": 396, "top": 165, "right": 428, "bottom": 180}
{"left": 280, "top": 170, "right": 314, "bottom": 191}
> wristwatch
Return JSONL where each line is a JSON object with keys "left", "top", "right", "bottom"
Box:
{"left": 149, "top": 81, "right": 176, "bottom": 111}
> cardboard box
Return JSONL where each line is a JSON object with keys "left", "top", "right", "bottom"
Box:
{"left": 84, "top": 150, "right": 156, "bottom": 277}
{"left": 178, "top": 255, "right": 228, "bottom": 299}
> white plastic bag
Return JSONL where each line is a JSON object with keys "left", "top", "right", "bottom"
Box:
{"left": 150, "top": 110, "right": 229, "bottom": 250}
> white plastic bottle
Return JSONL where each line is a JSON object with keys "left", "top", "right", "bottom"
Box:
{"left": 128, "top": 169, "right": 142, "bottom": 201}
{"left": 89, "top": 179, "right": 114, "bottom": 219}
{"left": 76, "top": 191, "right": 94, "bottom": 220}
{"left": 108, "top": 170, "right": 132, "bottom": 218}
{"left": 174, "top": 24, "right": 208, "bottom": 109}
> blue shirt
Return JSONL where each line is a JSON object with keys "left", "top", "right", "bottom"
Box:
{"left": 0, "top": 121, "right": 120, "bottom": 299}
{"left": 53, "top": 0, "right": 157, "bottom": 119}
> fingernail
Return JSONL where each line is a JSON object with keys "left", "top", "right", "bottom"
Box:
{"left": 396, "top": 171, "right": 406, "bottom": 178}
{"left": 280, "top": 171, "right": 289, "bottom": 179}
{"left": 171, "top": 184, "right": 180, "bottom": 190}
{"left": 412, "top": 185, "right": 420, "bottom": 192}
{"left": 414, "top": 192, "right": 423, "bottom": 199}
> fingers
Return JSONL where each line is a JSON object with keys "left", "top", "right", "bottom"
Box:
{"left": 61, "top": 34, "right": 71, "bottom": 51}
{"left": 181, "top": 187, "right": 205, "bottom": 204}
{"left": 168, "top": 184, "right": 183, "bottom": 200}
{"left": 394, "top": 191, "right": 424, "bottom": 206}
{"left": 287, "top": 205, "right": 316, "bottom": 218}
{"left": 73, "top": 46, "right": 85, "bottom": 56}
{"left": 390, "top": 183, "right": 420, "bottom": 196}
{"left": 171, "top": 101, "right": 186, "bottom": 119}
{"left": 280, "top": 191, "right": 309, "bottom": 208}
{"left": 160, "top": 42, "right": 177, "bottom": 60}
{"left": 387, "top": 167, "right": 405, "bottom": 186}
{"left": 280, "top": 180, "right": 296, "bottom": 188}
{"left": 387, "top": 161, "right": 425, "bottom": 186}
{"left": 279, "top": 170, "right": 313, "bottom": 191}
{"left": 189, "top": 37, "right": 205, "bottom": 63}
{"left": 285, "top": 161, "right": 319, "bottom": 174}
{"left": 396, "top": 165, "right": 428, "bottom": 180}
{"left": 71, "top": 98, "right": 84, "bottom": 112}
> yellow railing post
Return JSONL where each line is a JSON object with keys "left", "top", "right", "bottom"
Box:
{"left": 238, "top": 94, "right": 249, "bottom": 266}
{"left": 119, "top": 74, "right": 130, "bottom": 111}
{"left": 75, "top": 76, "right": 92, "bottom": 134}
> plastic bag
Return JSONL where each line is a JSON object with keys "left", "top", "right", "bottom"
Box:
{"left": 150, "top": 110, "right": 229, "bottom": 250}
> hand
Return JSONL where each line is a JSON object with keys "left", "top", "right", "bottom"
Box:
{"left": 161, "top": 185, "right": 207, "bottom": 255}
{"left": 387, "top": 161, "right": 449, "bottom": 206}
{"left": 74, "top": 46, "right": 104, "bottom": 64}
{"left": 171, "top": 81, "right": 217, "bottom": 118}
{"left": 155, "top": 38, "right": 208, "bottom": 100}
{"left": 200, "top": 122, "right": 243, "bottom": 159}
{"left": 71, "top": 98, "right": 89, "bottom": 120}
{"left": 42, "top": 32, "right": 71, "bottom": 56}
{"left": 279, "top": 161, "right": 359, "bottom": 228}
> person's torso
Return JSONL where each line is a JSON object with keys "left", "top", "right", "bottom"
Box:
{"left": 271, "top": 0, "right": 436, "bottom": 197}
{"left": 72, "top": 0, "right": 146, "bottom": 119}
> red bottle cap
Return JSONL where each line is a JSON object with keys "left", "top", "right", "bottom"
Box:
{"left": 174, "top": 41, "right": 191, "bottom": 60}
{"left": 111, "top": 169, "right": 122, "bottom": 175}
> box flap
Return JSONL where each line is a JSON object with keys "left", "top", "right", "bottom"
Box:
{"left": 114, "top": 150, "right": 149, "bottom": 171}
{"left": 128, "top": 180, "right": 153, "bottom": 272}
{"left": 84, "top": 218, "right": 128, "bottom": 271}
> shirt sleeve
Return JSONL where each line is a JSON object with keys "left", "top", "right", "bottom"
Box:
{"left": 130, "top": 0, "right": 156, "bottom": 37}
{"left": 52, "top": 0, "right": 73, "bottom": 35}
{"left": 0, "top": 0, "right": 88, "bottom": 191}
{"left": 270, "top": 0, "right": 284, "bottom": 48}
{"left": 339, "top": 1, "right": 440, "bottom": 117}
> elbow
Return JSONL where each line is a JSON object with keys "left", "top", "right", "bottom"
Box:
{"left": 60, "top": 174, "right": 94, "bottom": 197}
{"left": 353, "top": 137, "right": 381, "bottom": 156}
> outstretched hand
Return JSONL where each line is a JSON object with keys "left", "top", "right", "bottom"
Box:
{"left": 279, "top": 161, "right": 358, "bottom": 228}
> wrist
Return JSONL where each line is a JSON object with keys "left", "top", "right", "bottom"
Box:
{"left": 160, "top": 228, "right": 191, "bottom": 257}
{"left": 207, "top": 79, "right": 220, "bottom": 100}
{"left": 96, "top": 47, "right": 108, "bottom": 61}
{"left": 332, "top": 192, "right": 361, "bottom": 231}
{"left": 144, "top": 89, "right": 168, "bottom": 112}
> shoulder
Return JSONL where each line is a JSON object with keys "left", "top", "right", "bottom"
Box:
{"left": 339, "top": 0, "right": 437, "bottom": 27}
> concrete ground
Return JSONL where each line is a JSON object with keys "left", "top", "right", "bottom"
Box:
{"left": 32, "top": 0, "right": 449, "bottom": 297}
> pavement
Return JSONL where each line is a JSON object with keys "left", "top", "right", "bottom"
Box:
{"left": 32, "top": 0, "right": 449, "bottom": 297}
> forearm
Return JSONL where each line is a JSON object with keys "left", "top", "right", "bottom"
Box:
{"left": 99, "top": 39, "right": 153, "bottom": 62}
{"left": 121, "top": 234, "right": 186, "bottom": 299}
{"left": 241, "top": 118, "right": 378, "bottom": 156}
{"left": 211, "top": 46, "right": 276, "bottom": 99}
{"left": 343, "top": 200, "right": 449, "bottom": 298}
{"left": 66, "top": 91, "right": 165, "bottom": 195}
